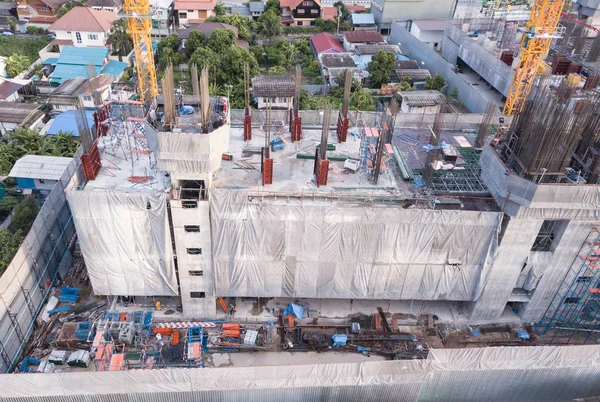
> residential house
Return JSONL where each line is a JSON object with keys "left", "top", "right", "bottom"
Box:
{"left": 86, "top": 0, "right": 122, "bottom": 14}
{"left": 409, "top": 19, "right": 446, "bottom": 51}
{"left": 342, "top": 30, "right": 385, "bottom": 51}
{"left": 353, "top": 43, "right": 401, "bottom": 68}
{"left": 9, "top": 155, "right": 73, "bottom": 192}
{"left": 48, "top": 7, "right": 117, "bottom": 50}
{"left": 230, "top": 5, "right": 250, "bottom": 17}
{"left": 174, "top": 0, "right": 216, "bottom": 26}
{"left": 16, "top": 0, "right": 65, "bottom": 26}
{"left": 398, "top": 90, "right": 445, "bottom": 114}
{"left": 150, "top": 0, "right": 174, "bottom": 36}
{"left": 310, "top": 32, "right": 344, "bottom": 58}
{"left": 350, "top": 13, "right": 377, "bottom": 31}
{"left": 251, "top": 74, "right": 295, "bottom": 109}
{"left": 248, "top": 1, "right": 263, "bottom": 19}
{"left": 320, "top": 53, "right": 366, "bottom": 86}
{"left": 370, "top": 0, "right": 455, "bottom": 34}
{"left": 0, "top": 3, "right": 16, "bottom": 30}
{"left": 0, "top": 78, "right": 28, "bottom": 102}
{"left": 322, "top": 6, "right": 336, "bottom": 21}
{"left": 280, "top": 0, "right": 323, "bottom": 27}
{"left": 178, "top": 22, "right": 248, "bottom": 50}
{"left": 50, "top": 46, "right": 127, "bottom": 85}
{"left": 48, "top": 75, "right": 114, "bottom": 112}
{"left": 0, "top": 102, "right": 45, "bottom": 135}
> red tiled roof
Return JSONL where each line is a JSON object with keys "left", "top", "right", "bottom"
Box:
{"left": 344, "top": 30, "right": 384, "bottom": 43}
{"left": 174, "top": 0, "right": 216, "bottom": 10}
{"left": 29, "top": 15, "right": 57, "bottom": 23}
{"left": 50, "top": 38, "right": 73, "bottom": 45}
{"left": 280, "top": 0, "right": 321, "bottom": 11}
{"left": 310, "top": 32, "right": 344, "bottom": 55}
{"left": 322, "top": 6, "right": 336, "bottom": 20}
{"left": 346, "top": 5, "right": 366, "bottom": 12}
{"left": 48, "top": 7, "right": 116, "bottom": 32}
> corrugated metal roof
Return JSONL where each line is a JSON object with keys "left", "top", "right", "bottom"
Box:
{"left": 351, "top": 13, "right": 375, "bottom": 25}
{"left": 100, "top": 60, "right": 127, "bottom": 78}
{"left": 0, "top": 80, "right": 24, "bottom": 100}
{"left": 355, "top": 44, "right": 400, "bottom": 55}
{"left": 9, "top": 155, "right": 73, "bottom": 181}
{"left": 47, "top": 110, "right": 96, "bottom": 137}
{"left": 248, "top": 1, "right": 264, "bottom": 12}
{"left": 393, "top": 69, "right": 431, "bottom": 81}
{"left": 343, "top": 30, "right": 384, "bottom": 43}
{"left": 231, "top": 6, "right": 251, "bottom": 15}
{"left": 0, "top": 102, "right": 43, "bottom": 124}
{"left": 311, "top": 32, "right": 344, "bottom": 55}
{"left": 321, "top": 53, "right": 356, "bottom": 68}
{"left": 251, "top": 74, "right": 295, "bottom": 97}
{"left": 399, "top": 90, "right": 445, "bottom": 107}
{"left": 56, "top": 46, "right": 108, "bottom": 67}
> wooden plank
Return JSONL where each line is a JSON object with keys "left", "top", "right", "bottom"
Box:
{"left": 377, "top": 307, "right": 392, "bottom": 333}
{"left": 428, "top": 314, "right": 434, "bottom": 329}
{"left": 391, "top": 316, "right": 398, "bottom": 331}
{"left": 287, "top": 314, "right": 295, "bottom": 328}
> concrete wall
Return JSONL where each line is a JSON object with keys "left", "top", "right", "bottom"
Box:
{"left": 0, "top": 149, "right": 83, "bottom": 373}
{"left": 372, "top": 0, "right": 456, "bottom": 30}
{"left": 410, "top": 25, "right": 444, "bottom": 51}
{"left": 442, "top": 22, "right": 514, "bottom": 97}
{"left": 389, "top": 22, "right": 496, "bottom": 113}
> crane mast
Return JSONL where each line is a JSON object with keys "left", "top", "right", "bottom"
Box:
{"left": 123, "top": 0, "right": 158, "bottom": 102}
{"left": 502, "top": 0, "right": 565, "bottom": 115}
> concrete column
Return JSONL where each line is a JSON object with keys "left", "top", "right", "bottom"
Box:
{"left": 469, "top": 219, "right": 543, "bottom": 322}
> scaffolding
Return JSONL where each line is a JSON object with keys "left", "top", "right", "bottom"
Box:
{"left": 536, "top": 226, "right": 600, "bottom": 343}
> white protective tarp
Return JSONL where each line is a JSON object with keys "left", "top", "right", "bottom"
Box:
{"left": 516, "top": 251, "right": 553, "bottom": 291}
{"left": 66, "top": 190, "right": 178, "bottom": 296}
{"left": 210, "top": 189, "right": 502, "bottom": 300}
{"left": 145, "top": 122, "right": 229, "bottom": 174}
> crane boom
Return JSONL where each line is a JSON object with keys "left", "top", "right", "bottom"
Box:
{"left": 123, "top": 0, "right": 158, "bottom": 102}
{"left": 502, "top": 0, "right": 565, "bottom": 115}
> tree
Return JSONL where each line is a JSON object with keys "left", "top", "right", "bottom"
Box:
{"left": 7, "top": 18, "right": 15, "bottom": 33}
{"left": 108, "top": 19, "right": 133, "bottom": 61}
{"left": 367, "top": 50, "right": 395, "bottom": 87}
{"left": 206, "top": 15, "right": 253, "bottom": 40}
{"left": 425, "top": 73, "right": 446, "bottom": 91}
{"left": 333, "top": 1, "right": 350, "bottom": 21}
{"left": 216, "top": 46, "right": 258, "bottom": 85}
{"left": 267, "top": 65, "right": 287, "bottom": 74}
{"left": 450, "top": 88, "right": 459, "bottom": 99}
{"left": 6, "top": 54, "right": 30, "bottom": 78}
{"left": 314, "top": 18, "right": 336, "bottom": 33}
{"left": 189, "top": 47, "right": 218, "bottom": 68}
{"left": 0, "top": 228, "right": 23, "bottom": 275}
{"left": 12, "top": 196, "right": 38, "bottom": 234}
{"left": 56, "top": 0, "right": 78, "bottom": 18}
{"left": 280, "top": 41, "right": 298, "bottom": 67}
{"left": 257, "top": 9, "right": 282, "bottom": 42}
{"left": 265, "top": 0, "right": 280, "bottom": 15}
{"left": 158, "top": 34, "right": 184, "bottom": 66}
{"left": 213, "top": 0, "right": 227, "bottom": 16}
{"left": 0, "top": 196, "right": 18, "bottom": 215}
{"left": 249, "top": 45, "right": 264, "bottom": 65}
{"left": 208, "top": 29, "right": 236, "bottom": 52}
{"left": 185, "top": 31, "right": 206, "bottom": 57}
{"left": 399, "top": 76, "right": 414, "bottom": 92}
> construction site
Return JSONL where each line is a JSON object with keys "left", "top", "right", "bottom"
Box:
{"left": 3, "top": 1, "right": 600, "bottom": 401}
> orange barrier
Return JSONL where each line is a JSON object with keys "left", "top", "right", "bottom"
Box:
{"left": 152, "top": 327, "right": 173, "bottom": 335}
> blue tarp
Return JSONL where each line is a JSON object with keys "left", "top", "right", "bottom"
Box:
{"left": 100, "top": 60, "right": 128, "bottom": 78}
{"left": 180, "top": 105, "right": 194, "bottom": 115}
{"left": 283, "top": 303, "right": 304, "bottom": 320}
{"left": 47, "top": 110, "right": 95, "bottom": 137}
{"left": 332, "top": 334, "right": 347, "bottom": 347}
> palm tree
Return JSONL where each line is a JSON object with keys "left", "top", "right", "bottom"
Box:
{"left": 257, "top": 10, "right": 282, "bottom": 43}
{"left": 108, "top": 19, "right": 133, "bottom": 62}
{"left": 6, "top": 54, "right": 30, "bottom": 78}
{"left": 281, "top": 42, "right": 298, "bottom": 68}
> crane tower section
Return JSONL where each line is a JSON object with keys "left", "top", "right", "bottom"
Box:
{"left": 502, "top": 0, "right": 565, "bottom": 115}
{"left": 123, "top": 0, "right": 158, "bottom": 102}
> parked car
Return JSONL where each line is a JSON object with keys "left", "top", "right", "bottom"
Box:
{"left": 2, "top": 31, "right": 14, "bottom": 36}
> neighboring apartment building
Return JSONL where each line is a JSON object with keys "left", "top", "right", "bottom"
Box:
{"left": 86, "top": 0, "right": 122, "bottom": 14}
{"left": 280, "top": 0, "right": 323, "bottom": 26}
{"left": 371, "top": 0, "right": 456, "bottom": 34}
{"left": 174, "top": 0, "right": 216, "bottom": 26}
{"left": 47, "top": 75, "right": 114, "bottom": 112}
{"left": 16, "top": 0, "right": 66, "bottom": 25}
{"left": 47, "top": 7, "right": 117, "bottom": 49}
{"left": 150, "top": 0, "right": 174, "bottom": 36}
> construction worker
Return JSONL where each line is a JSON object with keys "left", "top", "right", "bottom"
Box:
{"left": 229, "top": 304, "right": 236, "bottom": 316}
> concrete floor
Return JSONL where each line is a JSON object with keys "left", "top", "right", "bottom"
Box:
{"left": 457, "top": 69, "right": 505, "bottom": 109}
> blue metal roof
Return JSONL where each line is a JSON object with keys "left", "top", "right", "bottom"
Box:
{"left": 51, "top": 64, "right": 90, "bottom": 84}
{"left": 231, "top": 6, "right": 251, "bottom": 16}
{"left": 100, "top": 60, "right": 127, "bottom": 78}
{"left": 56, "top": 46, "right": 109, "bottom": 67}
{"left": 248, "top": 2, "right": 264, "bottom": 12}
{"left": 43, "top": 57, "right": 58, "bottom": 65}
{"left": 47, "top": 110, "right": 96, "bottom": 137}
{"left": 351, "top": 13, "right": 375, "bottom": 25}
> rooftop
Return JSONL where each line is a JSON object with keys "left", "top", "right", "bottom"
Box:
{"left": 351, "top": 13, "right": 375, "bottom": 25}
{"left": 48, "top": 7, "right": 117, "bottom": 32}
{"left": 47, "top": 110, "right": 96, "bottom": 137}
{"left": 0, "top": 102, "right": 43, "bottom": 125}
{"left": 322, "top": 6, "right": 337, "bottom": 20}
{"left": 399, "top": 90, "right": 445, "bottom": 107}
{"left": 355, "top": 44, "right": 401, "bottom": 55}
{"left": 0, "top": 79, "right": 25, "bottom": 100}
{"left": 393, "top": 69, "right": 431, "bottom": 82}
{"left": 395, "top": 60, "right": 420, "bottom": 69}
{"left": 230, "top": 6, "right": 251, "bottom": 16}
{"left": 280, "top": 0, "right": 321, "bottom": 10}
{"left": 85, "top": 0, "right": 122, "bottom": 7}
{"left": 173, "top": 0, "right": 216, "bottom": 11}
{"left": 251, "top": 74, "right": 295, "bottom": 98}
{"left": 412, "top": 19, "right": 448, "bottom": 31}
{"left": 248, "top": 1, "right": 264, "bottom": 12}
{"left": 8, "top": 155, "right": 73, "bottom": 181}
{"left": 40, "top": 0, "right": 67, "bottom": 10}
{"left": 343, "top": 30, "right": 384, "bottom": 43}
{"left": 0, "top": 2, "right": 16, "bottom": 10}
{"left": 320, "top": 53, "right": 356, "bottom": 68}
{"left": 311, "top": 32, "right": 344, "bottom": 55}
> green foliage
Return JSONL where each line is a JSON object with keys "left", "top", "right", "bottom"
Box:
{"left": 26, "top": 26, "right": 46, "bottom": 35}
{"left": 267, "top": 65, "right": 287, "bottom": 74}
{"left": 213, "top": 0, "right": 227, "bottom": 16}
{"left": 265, "top": 0, "right": 280, "bottom": 15}
{"left": 208, "top": 28, "right": 236, "bottom": 52}
{"left": 249, "top": 45, "right": 264, "bottom": 64}
{"left": 399, "top": 76, "right": 414, "bottom": 92}
{"left": 303, "top": 59, "right": 321, "bottom": 78}
{"left": 333, "top": 1, "right": 350, "bottom": 21}
{"left": 12, "top": 196, "right": 37, "bottom": 234}
{"left": 206, "top": 14, "right": 253, "bottom": 40}
{"left": 450, "top": 87, "right": 459, "bottom": 99}
{"left": 7, "top": 18, "right": 15, "bottom": 33}
{"left": 216, "top": 45, "right": 258, "bottom": 86}
{"left": 57, "top": 0, "right": 78, "bottom": 18}
{"left": 314, "top": 18, "right": 336, "bottom": 33}
{"left": 425, "top": 73, "right": 446, "bottom": 90}
{"left": 189, "top": 47, "right": 218, "bottom": 68}
{"left": 367, "top": 50, "right": 395, "bottom": 87}
{"left": 257, "top": 9, "right": 282, "bottom": 41}
{"left": 158, "top": 34, "right": 185, "bottom": 66}
{"left": 263, "top": 39, "right": 298, "bottom": 68}
{"left": 185, "top": 31, "right": 207, "bottom": 57}
{"left": 108, "top": 19, "right": 133, "bottom": 58}
{"left": 0, "top": 228, "right": 23, "bottom": 275}
{"left": 312, "top": 76, "right": 324, "bottom": 85}
{"left": 6, "top": 54, "right": 30, "bottom": 78}
{"left": 0, "top": 36, "right": 50, "bottom": 63}
{"left": 0, "top": 128, "right": 79, "bottom": 175}
{"left": 0, "top": 196, "right": 18, "bottom": 215}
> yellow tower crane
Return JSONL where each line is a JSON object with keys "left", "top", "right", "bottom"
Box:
{"left": 122, "top": 0, "right": 158, "bottom": 102}
{"left": 502, "top": 0, "right": 565, "bottom": 115}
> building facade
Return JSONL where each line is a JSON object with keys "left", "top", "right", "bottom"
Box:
{"left": 371, "top": 0, "right": 456, "bottom": 34}
{"left": 47, "top": 7, "right": 117, "bottom": 49}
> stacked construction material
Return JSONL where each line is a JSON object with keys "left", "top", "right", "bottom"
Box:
{"left": 75, "top": 321, "right": 92, "bottom": 341}
{"left": 244, "top": 330, "right": 258, "bottom": 345}
{"left": 186, "top": 326, "right": 203, "bottom": 361}
{"left": 222, "top": 323, "right": 240, "bottom": 338}
{"left": 59, "top": 287, "right": 80, "bottom": 303}
{"left": 19, "top": 357, "right": 41, "bottom": 373}
{"left": 37, "top": 361, "right": 54, "bottom": 373}
{"left": 48, "top": 350, "right": 68, "bottom": 365}
{"left": 67, "top": 350, "right": 91, "bottom": 368}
